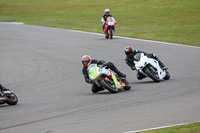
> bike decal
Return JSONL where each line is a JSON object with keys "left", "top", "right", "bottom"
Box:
{"left": 89, "top": 66, "right": 97, "bottom": 78}
{"left": 0, "top": 97, "right": 6, "bottom": 100}
{"left": 111, "top": 74, "right": 121, "bottom": 89}
{"left": 98, "top": 68, "right": 102, "bottom": 72}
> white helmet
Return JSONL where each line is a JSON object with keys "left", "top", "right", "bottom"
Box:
{"left": 105, "top": 9, "right": 110, "bottom": 15}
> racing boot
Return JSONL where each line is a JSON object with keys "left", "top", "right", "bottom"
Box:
{"left": 157, "top": 59, "right": 168, "bottom": 70}
{"left": 153, "top": 56, "right": 168, "bottom": 70}
{"left": 105, "top": 62, "right": 127, "bottom": 78}
{"left": 102, "top": 25, "right": 105, "bottom": 33}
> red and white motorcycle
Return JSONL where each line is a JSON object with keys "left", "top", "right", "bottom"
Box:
{"left": 102, "top": 17, "right": 116, "bottom": 39}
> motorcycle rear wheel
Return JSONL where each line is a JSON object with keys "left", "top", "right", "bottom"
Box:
{"left": 164, "top": 71, "right": 170, "bottom": 80}
{"left": 6, "top": 93, "right": 18, "bottom": 105}
{"left": 100, "top": 79, "right": 118, "bottom": 93}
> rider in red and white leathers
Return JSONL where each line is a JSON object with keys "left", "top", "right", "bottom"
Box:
{"left": 101, "top": 9, "right": 113, "bottom": 32}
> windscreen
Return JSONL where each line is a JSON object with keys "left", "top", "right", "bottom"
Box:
{"left": 87, "top": 64, "right": 96, "bottom": 71}
{"left": 107, "top": 17, "right": 113, "bottom": 21}
{"left": 134, "top": 53, "right": 142, "bottom": 61}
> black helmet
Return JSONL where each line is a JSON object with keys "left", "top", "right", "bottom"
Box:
{"left": 124, "top": 46, "right": 134, "bottom": 57}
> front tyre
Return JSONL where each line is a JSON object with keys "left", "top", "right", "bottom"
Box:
{"left": 109, "top": 29, "right": 113, "bottom": 39}
{"left": 100, "top": 79, "right": 118, "bottom": 93}
{"left": 145, "top": 67, "right": 160, "bottom": 82}
{"left": 6, "top": 93, "right": 18, "bottom": 105}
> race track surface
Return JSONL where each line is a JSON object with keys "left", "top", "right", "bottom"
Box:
{"left": 0, "top": 23, "right": 200, "bottom": 133}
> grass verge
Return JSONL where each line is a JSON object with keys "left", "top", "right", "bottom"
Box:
{"left": 134, "top": 122, "right": 200, "bottom": 133}
{"left": 0, "top": 0, "right": 199, "bottom": 46}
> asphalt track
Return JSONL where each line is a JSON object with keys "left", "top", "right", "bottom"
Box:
{"left": 0, "top": 23, "right": 200, "bottom": 133}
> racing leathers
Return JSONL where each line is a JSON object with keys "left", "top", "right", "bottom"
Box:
{"left": 101, "top": 13, "right": 112, "bottom": 32}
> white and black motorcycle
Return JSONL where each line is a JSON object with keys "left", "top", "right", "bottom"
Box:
{"left": 134, "top": 53, "right": 170, "bottom": 82}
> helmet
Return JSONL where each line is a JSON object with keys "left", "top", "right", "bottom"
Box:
{"left": 124, "top": 46, "right": 134, "bottom": 57}
{"left": 81, "top": 55, "right": 91, "bottom": 67}
{"left": 105, "top": 9, "right": 110, "bottom": 15}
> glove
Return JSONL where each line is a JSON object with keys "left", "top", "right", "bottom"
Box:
{"left": 101, "top": 62, "right": 108, "bottom": 68}
{"left": 86, "top": 78, "right": 93, "bottom": 84}
{"left": 131, "top": 66, "right": 136, "bottom": 70}
{"left": 148, "top": 53, "right": 156, "bottom": 58}
{"left": 88, "top": 79, "right": 93, "bottom": 84}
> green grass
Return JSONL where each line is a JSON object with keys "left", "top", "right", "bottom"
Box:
{"left": 136, "top": 122, "right": 200, "bottom": 133}
{"left": 0, "top": 0, "right": 200, "bottom": 46}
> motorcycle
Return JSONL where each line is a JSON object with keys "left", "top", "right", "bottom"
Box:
{"left": 87, "top": 64, "right": 131, "bottom": 93}
{"left": 0, "top": 88, "right": 18, "bottom": 105}
{"left": 103, "top": 17, "right": 116, "bottom": 39}
{"left": 134, "top": 53, "right": 170, "bottom": 82}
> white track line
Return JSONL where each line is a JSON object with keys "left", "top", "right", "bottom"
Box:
{"left": 0, "top": 22, "right": 24, "bottom": 25}
{"left": 68, "top": 29, "right": 200, "bottom": 49}
{"left": 123, "top": 121, "right": 200, "bottom": 133}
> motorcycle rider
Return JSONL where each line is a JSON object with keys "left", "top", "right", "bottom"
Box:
{"left": 81, "top": 55, "right": 126, "bottom": 93}
{"left": 101, "top": 9, "right": 113, "bottom": 32}
{"left": 0, "top": 84, "right": 10, "bottom": 96}
{"left": 124, "top": 46, "right": 167, "bottom": 80}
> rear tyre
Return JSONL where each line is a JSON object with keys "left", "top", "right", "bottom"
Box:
{"left": 6, "top": 93, "right": 18, "bottom": 105}
{"left": 100, "top": 79, "right": 118, "bottom": 93}
{"left": 145, "top": 67, "right": 160, "bottom": 82}
{"left": 121, "top": 78, "right": 131, "bottom": 90}
{"left": 164, "top": 71, "right": 170, "bottom": 80}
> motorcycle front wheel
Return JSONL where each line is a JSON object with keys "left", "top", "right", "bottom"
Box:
{"left": 109, "top": 29, "right": 113, "bottom": 39}
{"left": 100, "top": 79, "right": 118, "bottom": 93}
{"left": 145, "top": 67, "right": 160, "bottom": 82}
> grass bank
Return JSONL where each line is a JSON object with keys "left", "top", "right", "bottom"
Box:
{"left": 135, "top": 122, "right": 200, "bottom": 133}
{"left": 0, "top": 0, "right": 199, "bottom": 46}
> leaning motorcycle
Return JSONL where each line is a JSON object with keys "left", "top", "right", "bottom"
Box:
{"left": 87, "top": 64, "right": 131, "bottom": 93}
{"left": 134, "top": 53, "right": 170, "bottom": 82}
{"left": 103, "top": 17, "right": 116, "bottom": 39}
{"left": 0, "top": 88, "right": 18, "bottom": 105}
